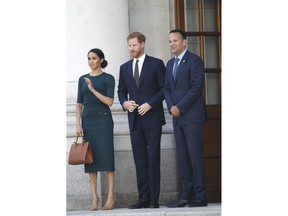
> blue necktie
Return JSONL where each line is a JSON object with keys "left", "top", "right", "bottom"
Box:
{"left": 173, "top": 57, "right": 180, "bottom": 79}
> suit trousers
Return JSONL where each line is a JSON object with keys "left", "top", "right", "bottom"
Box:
{"left": 130, "top": 114, "right": 161, "bottom": 203}
{"left": 173, "top": 121, "right": 206, "bottom": 201}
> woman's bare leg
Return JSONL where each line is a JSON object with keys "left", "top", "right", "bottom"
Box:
{"left": 89, "top": 172, "right": 99, "bottom": 211}
{"left": 102, "top": 171, "right": 116, "bottom": 210}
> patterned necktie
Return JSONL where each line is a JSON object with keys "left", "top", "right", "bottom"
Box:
{"left": 173, "top": 57, "right": 180, "bottom": 79}
{"left": 134, "top": 59, "right": 139, "bottom": 88}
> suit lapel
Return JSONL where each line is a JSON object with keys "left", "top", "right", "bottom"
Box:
{"left": 138, "top": 55, "right": 150, "bottom": 89}
{"left": 174, "top": 51, "right": 190, "bottom": 84}
{"left": 127, "top": 59, "right": 138, "bottom": 90}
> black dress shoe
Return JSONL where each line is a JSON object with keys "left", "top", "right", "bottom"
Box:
{"left": 167, "top": 199, "right": 189, "bottom": 208}
{"left": 128, "top": 200, "right": 150, "bottom": 209}
{"left": 189, "top": 198, "right": 207, "bottom": 207}
{"left": 149, "top": 202, "right": 159, "bottom": 208}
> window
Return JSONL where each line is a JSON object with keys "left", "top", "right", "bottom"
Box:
{"left": 175, "top": 0, "right": 221, "bottom": 105}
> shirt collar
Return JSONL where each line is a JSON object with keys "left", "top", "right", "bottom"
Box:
{"left": 134, "top": 53, "right": 146, "bottom": 63}
{"left": 175, "top": 49, "right": 187, "bottom": 62}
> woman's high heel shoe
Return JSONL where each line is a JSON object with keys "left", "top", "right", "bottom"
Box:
{"left": 90, "top": 196, "right": 99, "bottom": 211}
{"left": 102, "top": 195, "right": 117, "bottom": 210}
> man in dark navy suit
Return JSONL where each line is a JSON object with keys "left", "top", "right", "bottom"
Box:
{"left": 118, "top": 32, "right": 166, "bottom": 209}
{"left": 164, "top": 29, "right": 208, "bottom": 207}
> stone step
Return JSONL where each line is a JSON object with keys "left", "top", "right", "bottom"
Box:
{"left": 66, "top": 203, "right": 221, "bottom": 216}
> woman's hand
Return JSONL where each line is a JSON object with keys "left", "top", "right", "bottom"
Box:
{"left": 76, "top": 124, "right": 84, "bottom": 136}
{"left": 84, "top": 77, "right": 94, "bottom": 91}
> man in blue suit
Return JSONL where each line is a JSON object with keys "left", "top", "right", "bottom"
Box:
{"left": 118, "top": 32, "right": 166, "bottom": 209}
{"left": 164, "top": 29, "right": 208, "bottom": 207}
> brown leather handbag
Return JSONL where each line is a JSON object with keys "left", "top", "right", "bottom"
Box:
{"left": 68, "top": 136, "right": 93, "bottom": 165}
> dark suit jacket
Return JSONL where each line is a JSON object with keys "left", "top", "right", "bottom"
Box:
{"left": 118, "top": 54, "right": 166, "bottom": 130}
{"left": 164, "top": 50, "right": 208, "bottom": 124}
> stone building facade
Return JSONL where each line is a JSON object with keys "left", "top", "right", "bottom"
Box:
{"left": 66, "top": 0, "right": 179, "bottom": 210}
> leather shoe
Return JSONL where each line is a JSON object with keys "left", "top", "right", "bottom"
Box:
{"left": 167, "top": 199, "right": 189, "bottom": 208}
{"left": 189, "top": 198, "right": 207, "bottom": 207}
{"left": 128, "top": 200, "right": 150, "bottom": 209}
{"left": 149, "top": 202, "right": 159, "bottom": 208}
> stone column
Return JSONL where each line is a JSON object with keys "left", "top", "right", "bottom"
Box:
{"left": 124, "top": 0, "right": 179, "bottom": 207}
{"left": 128, "top": 0, "right": 172, "bottom": 62}
{"left": 66, "top": 0, "right": 130, "bottom": 210}
{"left": 66, "top": 0, "right": 130, "bottom": 103}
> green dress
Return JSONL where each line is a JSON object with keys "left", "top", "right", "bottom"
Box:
{"left": 77, "top": 72, "right": 115, "bottom": 172}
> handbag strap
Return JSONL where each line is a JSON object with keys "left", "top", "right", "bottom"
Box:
{"left": 75, "top": 136, "right": 85, "bottom": 143}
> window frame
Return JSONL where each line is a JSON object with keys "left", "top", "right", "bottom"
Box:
{"left": 174, "top": 0, "right": 222, "bottom": 105}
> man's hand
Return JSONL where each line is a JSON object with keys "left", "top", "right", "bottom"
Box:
{"left": 138, "top": 103, "right": 151, "bottom": 116}
{"left": 170, "top": 105, "right": 181, "bottom": 118}
{"left": 124, "top": 100, "right": 139, "bottom": 112}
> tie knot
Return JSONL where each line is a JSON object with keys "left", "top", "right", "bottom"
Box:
{"left": 175, "top": 57, "right": 179, "bottom": 63}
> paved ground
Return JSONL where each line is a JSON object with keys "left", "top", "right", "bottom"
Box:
{"left": 66, "top": 203, "right": 221, "bottom": 216}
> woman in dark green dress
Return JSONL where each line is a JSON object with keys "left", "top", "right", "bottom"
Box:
{"left": 76, "top": 48, "right": 116, "bottom": 211}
